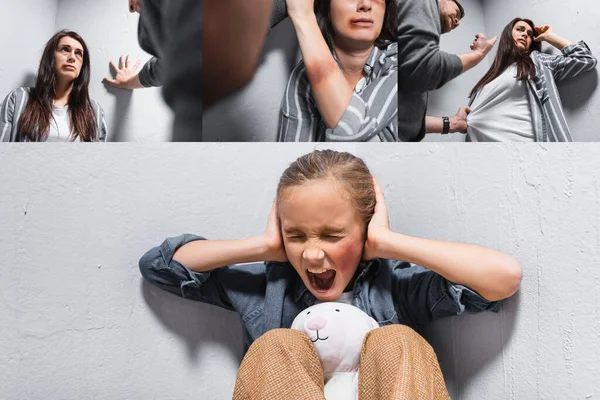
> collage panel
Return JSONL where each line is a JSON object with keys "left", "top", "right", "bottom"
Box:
{"left": 1, "top": 143, "right": 599, "bottom": 398}
{"left": 399, "top": 0, "right": 599, "bottom": 142}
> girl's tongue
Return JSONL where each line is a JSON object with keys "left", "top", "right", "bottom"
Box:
{"left": 307, "top": 269, "right": 336, "bottom": 292}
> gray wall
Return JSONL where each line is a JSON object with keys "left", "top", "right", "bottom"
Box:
{"left": 1, "top": 144, "right": 598, "bottom": 399}
{"left": 0, "top": 0, "right": 172, "bottom": 142}
{"left": 427, "top": 0, "right": 599, "bottom": 142}
{"left": 0, "top": 0, "right": 58, "bottom": 99}
{"left": 202, "top": 21, "right": 300, "bottom": 142}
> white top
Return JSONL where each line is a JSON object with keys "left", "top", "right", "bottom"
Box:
{"left": 46, "top": 105, "right": 73, "bottom": 142}
{"left": 467, "top": 64, "right": 535, "bottom": 142}
{"left": 314, "top": 291, "right": 354, "bottom": 306}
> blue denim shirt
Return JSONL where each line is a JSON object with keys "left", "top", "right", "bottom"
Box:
{"left": 139, "top": 234, "right": 502, "bottom": 347}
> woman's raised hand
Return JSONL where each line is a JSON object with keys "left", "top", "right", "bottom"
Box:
{"left": 363, "top": 177, "right": 391, "bottom": 261}
{"left": 533, "top": 25, "right": 553, "bottom": 42}
{"left": 263, "top": 201, "right": 289, "bottom": 262}
{"left": 285, "top": 0, "right": 315, "bottom": 21}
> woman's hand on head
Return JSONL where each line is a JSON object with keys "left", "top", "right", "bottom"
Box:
{"left": 129, "top": 0, "right": 141, "bottom": 13}
{"left": 263, "top": 201, "right": 289, "bottom": 262}
{"left": 104, "top": 55, "right": 143, "bottom": 90}
{"left": 533, "top": 25, "right": 553, "bottom": 42}
{"left": 363, "top": 177, "right": 391, "bottom": 261}
{"left": 285, "top": 0, "right": 315, "bottom": 22}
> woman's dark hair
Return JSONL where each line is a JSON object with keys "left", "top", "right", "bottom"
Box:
{"left": 315, "top": 0, "right": 397, "bottom": 49}
{"left": 469, "top": 18, "right": 541, "bottom": 97}
{"left": 17, "top": 30, "right": 97, "bottom": 142}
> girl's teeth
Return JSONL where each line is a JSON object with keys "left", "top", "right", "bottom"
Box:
{"left": 309, "top": 268, "right": 329, "bottom": 274}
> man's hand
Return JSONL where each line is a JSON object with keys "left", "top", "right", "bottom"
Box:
{"left": 450, "top": 106, "right": 471, "bottom": 133}
{"left": 104, "top": 55, "right": 144, "bottom": 90}
{"left": 470, "top": 33, "right": 498, "bottom": 56}
{"left": 129, "top": 0, "right": 141, "bottom": 13}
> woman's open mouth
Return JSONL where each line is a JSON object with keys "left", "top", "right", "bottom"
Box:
{"left": 306, "top": 268, "right": 336, "bottom": 292}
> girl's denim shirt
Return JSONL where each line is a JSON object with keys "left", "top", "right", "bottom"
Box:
{"left": 139, "top": 234, "right": 502, "bottom": 347}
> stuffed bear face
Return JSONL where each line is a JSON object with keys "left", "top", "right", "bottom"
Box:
{"left": 291, "top": 302, "right": 379, "bottom": 376}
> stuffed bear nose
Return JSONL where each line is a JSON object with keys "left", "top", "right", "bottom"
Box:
{"left": 306, "top": 316, "right": 328, "bottom": 331}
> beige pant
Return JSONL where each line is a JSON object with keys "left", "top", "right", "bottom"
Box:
{"left": 233, "top": 325, "right": 450, "bottom": 400}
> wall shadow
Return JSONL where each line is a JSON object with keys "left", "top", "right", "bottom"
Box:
{"left": 423, "top": 290, "right": 521, "bottom": 398}
{"left": 20, "top": 73, "right": 36, "bottom": 88}
{"left": 140, "top": 280, "right": 245, "bottom": 364}
{"left": 103, "top": 62, "right": 133, "bottom": 142}
{"left": 559, "top": 68, "right": 599, "bottom": 111}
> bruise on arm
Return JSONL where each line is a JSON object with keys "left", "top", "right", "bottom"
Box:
{"left": 304, "top": 58, "right": 340, "bottom": 89}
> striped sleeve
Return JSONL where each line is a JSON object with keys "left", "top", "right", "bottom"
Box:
{"left": 536, "top": 41, "right": 597, "bottom": 83}
{"left": 277, "top": 62, "right": 320, "bottom": 142}
{"left": 0, "top": 90, "right": 17, "bottom": 142}
{"left": 92, "top": 101, "right": 108, "bottom": 142}
{"left": 326, "top": 62, "right": 398, "bottom": 142}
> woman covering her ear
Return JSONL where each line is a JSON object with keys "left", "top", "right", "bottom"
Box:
{"left": 465, "top": 19, "right": 597, "bottom": 142}
{"left": 278, "top": 0, "right": 398, "bottom": 142}
{"left": 0, "top": 30, "right": 107, "bottom": 142}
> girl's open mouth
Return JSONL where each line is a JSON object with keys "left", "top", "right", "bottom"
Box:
{"left": 306, "top": 268, "right": 336, "bottom": 292}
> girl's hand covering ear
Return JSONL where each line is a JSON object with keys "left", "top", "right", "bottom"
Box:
{"left": 263, "top": 201, "right": 289, "bottom": 262}
{"left": 363, "top": 177, "right": 391, "bottom": 261}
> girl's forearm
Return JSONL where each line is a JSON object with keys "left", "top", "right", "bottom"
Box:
{"left": 377, "top": 231, "right": 522, "bottom": 301}
{"left": 172, "top": 236, "right": 271, "bottom": 272}
{"left": 291, "top": 15, "right": 354, "bottom": 128}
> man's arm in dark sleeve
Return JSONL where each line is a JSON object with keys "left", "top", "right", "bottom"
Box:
{"left": 398, "top": 0, "right": 463, "bottom": 92}
{"left": 138, "top": 57, "right": 163, "bottom": 88}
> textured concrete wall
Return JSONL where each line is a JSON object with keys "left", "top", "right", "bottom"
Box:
{"left": 54, "top": 0, "right": 172, "bottom": 141}
{"left": 427, "top": 0, "right": 600, "bottom": 142}
{"left": 423, "top": 0, "right": 489, "bottom": 142}
{"left": 1, "top": 144, "right": 599, "bottom": 399}
{"left": 0, "top": 0, "right": 58, "bottom": 101}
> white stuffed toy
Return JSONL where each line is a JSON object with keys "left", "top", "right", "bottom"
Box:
{"left": 291, "top": 302, "right": 380, "bottom": 400}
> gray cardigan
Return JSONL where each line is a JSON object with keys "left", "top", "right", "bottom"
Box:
{"left": 0, "top": 87, "right": 107, "bottom": 142}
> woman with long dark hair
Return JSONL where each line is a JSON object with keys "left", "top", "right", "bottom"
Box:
{"left": 466, "top": 18, "right": 596, "bottom": 142}
{"left": 278, "top": 0, "right": 397, "bottom": 142}
{"left": 0, "top": 30, "right": 107, "bottom": 142}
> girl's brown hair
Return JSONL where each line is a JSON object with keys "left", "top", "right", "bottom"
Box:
{"left": 277, "top": 150, "right": 376, "bottom": 227}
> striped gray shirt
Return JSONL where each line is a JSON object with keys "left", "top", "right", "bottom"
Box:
{"left": 469, "top": 41, "right": 597, "bottom": 142}
{"left": 0, "top": 87, "right": 107, "bottom": 142}
{"left": 278, "top": 42, "right": 398, "bottom": 142}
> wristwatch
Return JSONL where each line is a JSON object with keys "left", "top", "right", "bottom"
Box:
{"left": 442, "top": 117, "right": 450, "bottom": 134}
